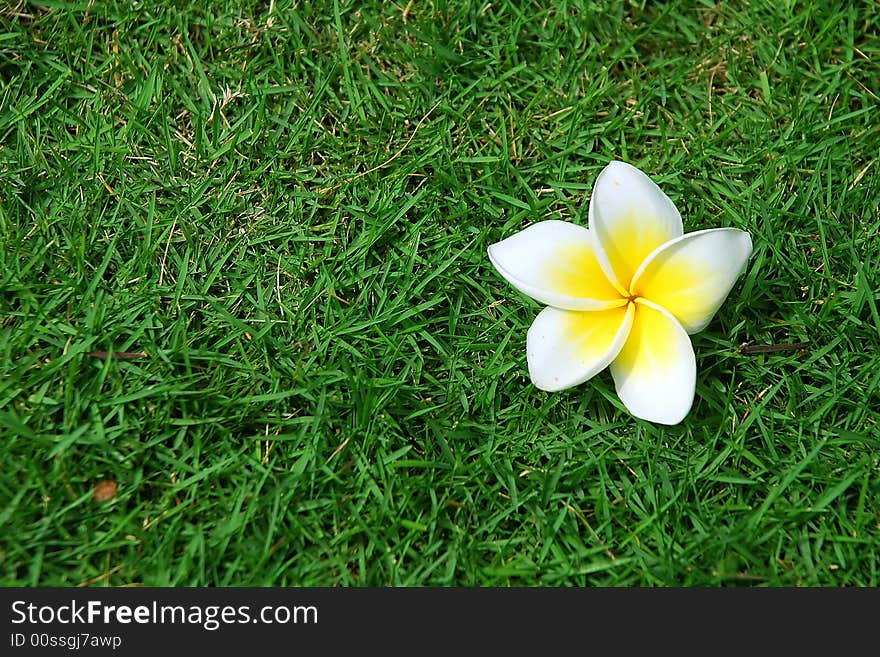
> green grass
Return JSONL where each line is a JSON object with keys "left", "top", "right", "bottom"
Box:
{"left": 1, "top": 0, "right": 879, "bottom": 586}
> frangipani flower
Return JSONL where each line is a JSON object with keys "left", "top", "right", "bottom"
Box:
{"left": 488, "top": 161, "right": 753, "bottom": 425}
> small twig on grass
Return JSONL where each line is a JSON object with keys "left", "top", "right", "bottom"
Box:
{"left": 86, "top": 351, "right": 148, "bottom": 359}
{"left": 561, "top": 499, "right": 616, "bottom": 561}
{"left": 848, "top": 160, "right": 875, "bottom": 191}
{"left": 402, "top": 0, "right": 414, "bottom": 22}
{"left": 76, "top": 564, "right": 124, "bottom": 588}
{"left": 328, "top": 436, "right": 351, "bottom": 462}
{"left": 276, "top": 253, "right": 284, "bottom": 317}
{"left": 738, "top": 341, "right": 811, "bottom": 355}
{"left": 319, "top": 99, "right": 443, "bottom": 195}
{"left": 159, "top": 219, "right": 177, "bottom": 286}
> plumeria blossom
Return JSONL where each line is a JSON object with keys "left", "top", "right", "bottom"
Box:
{"left": 488, "top": 161, "right": 753, "bottom": 425}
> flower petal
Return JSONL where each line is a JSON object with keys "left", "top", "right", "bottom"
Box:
{"left": 630, "top": 228, "right": 753, "bottom": 334}
{"left": 610, "top": 299, "right": 695, "bottom": 425}
{"left": 589, "top": 161, "right": 683, "bottom": 291}
{"left": 488, "top": 220, "right": 626, "bottom": 310}
{"left": 527, "top": 303, "right": 635, "bottom": 392}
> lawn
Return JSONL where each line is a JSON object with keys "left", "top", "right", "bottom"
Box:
{"left": 1, "top": 0, "right": 879, "bottom": 586}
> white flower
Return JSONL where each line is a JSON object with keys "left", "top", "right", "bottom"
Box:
{"left": 488, "top": 161, "right": 753, "bottom": 425}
